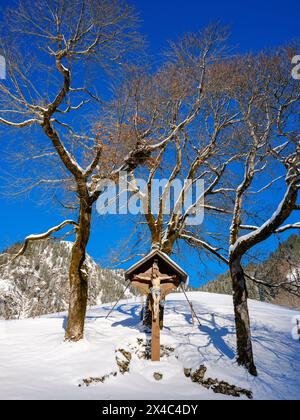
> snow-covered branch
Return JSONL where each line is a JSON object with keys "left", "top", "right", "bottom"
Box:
{"left": 230, "top": 181, "right": 299, "bottom": 258}
{"left": 8, "top": 179, "right": 71, "bottom": 197}
{"left": 84, "top": 145, "right": 103, "bottom": 181}
{"left": 11, "top": 220, "right": 79, "bottom": 261}
{"left": 275, "top": 222, "right": 300, "bottom": 234}
{"left": 0, "top": 117, "right": 40, "bottom": 128}
{"left": 239, "top": 225, "right": 259, "bottom": 231}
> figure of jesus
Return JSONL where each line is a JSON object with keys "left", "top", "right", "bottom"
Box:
{"left": 134, "top": 259, "right": 176, "bottom": 322}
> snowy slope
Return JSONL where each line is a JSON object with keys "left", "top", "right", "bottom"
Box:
{"left": 0, "top": 292, "right": 299, "bottom": 400}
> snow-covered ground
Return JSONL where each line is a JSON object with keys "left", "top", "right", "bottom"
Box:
{"left": 0, "top": 292, "right": 299, "bottom": 400}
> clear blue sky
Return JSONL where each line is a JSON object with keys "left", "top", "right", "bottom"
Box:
{"left": 0, "top": 0, "right": 299, "bottom": 286}
{"left": 133, "top": 0, "right": 300, "bottom": 54}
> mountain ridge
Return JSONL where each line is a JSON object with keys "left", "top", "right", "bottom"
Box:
{"left": 200, "top": 234, "right": 300, "bottom": 309}
{"left": 0, "top": 239, "right": 137, "bottom": 320}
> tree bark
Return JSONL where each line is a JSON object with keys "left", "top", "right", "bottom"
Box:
{"left": 143, "top": 295, "right": 152, "bottom": 329}
{"left": 230, "top": 255, "right": 257, "bottom": 376}
{"left": 159, "top": 302, "right": 164, "bottom": 330}
{"left": 65, "top": 197, "right": 92, "bottom": 341}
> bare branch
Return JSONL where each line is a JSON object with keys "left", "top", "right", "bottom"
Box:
{"left": 244, "top": 272, "right": 299, "bottom": 290}
{"left": 180, "top": 233, "right": 229, "bottom": 265}
{"left": 231, "top": 181, "right": 299, "bottom": 258}
{"left": 11, "top": 220, "right": 79, "bottom": 261}
{"left": 202, "top": 205, "right": 232, "bottom": 215}
{"left": 0, "top": 117, "right": 40, "bottom": 128}
{"left": 251, "top": 175, "right": 285, "bottom": 194}
{"left": 275, "top": 222, "right": 300, "bottom": 234}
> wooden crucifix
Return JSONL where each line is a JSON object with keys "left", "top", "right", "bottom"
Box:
{"left": 125, "top": 250, "right": 188, "bottom": 362}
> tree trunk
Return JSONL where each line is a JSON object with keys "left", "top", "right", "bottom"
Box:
{"left": 230, "top": 256, "right": 257, "bottom": 376}
{"left": 65, "top": 198, "right": 92, "bottom": 342}
{"left": 143, "top": 295, "right": 152, "bottom": 329}
{"left": 159, "top": 301, "right": 164, "bottom": 330}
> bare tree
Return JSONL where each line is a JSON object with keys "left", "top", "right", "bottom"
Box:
{"left": 1, "top": 2, "right": 223, "bottom": 341}
{"left": 0, "top": 0, "right": 145, "bottom": 341}
{"left": 230, "top": 54, "right": 299, "bottom": 375}
{"left": 122, "top": 46, "right": 300, "bottom": 376}
{"left": 121, "top": 26, "right": 235, "bottom": 251}
{"left": 179, "top": 49, "right": 300, "bottom": 376}
{"left": 116, "top": 26, "right": 242, "bottom": 326}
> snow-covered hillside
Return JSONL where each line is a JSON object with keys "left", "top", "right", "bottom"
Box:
{"left": 0, "top": 240, "right": 134, "bottom": 319}
{"left": 0, "top": 292, "right": 299, "bottom": 400}
{"left": 201, "top": 234, "right": 300, "bottom": 310}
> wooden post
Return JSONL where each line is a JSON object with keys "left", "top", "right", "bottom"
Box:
{"left": 125, "top": 251, "right": 189, "bottom": 362}
{"left": 151, "top": 302, "right": 160, "bottom": 362}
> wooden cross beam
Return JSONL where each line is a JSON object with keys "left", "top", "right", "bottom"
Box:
{"left": 125, "top": 251, "right": 189, "bottom": 363}
{"left": 151, "top": 303, "right": 161, "bottom": 362}
{"left": 131, "top": 267, "right": 177, "bottom": 362}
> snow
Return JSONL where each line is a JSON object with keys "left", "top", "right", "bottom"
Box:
{"left": 0, "top": 292, "right": 299, "bottom": 400}
{"left": 287, "top": 268, "right": 300, "bottom": 283}
{"left": 0, "top": 279, "right": 12, "bottom": 293}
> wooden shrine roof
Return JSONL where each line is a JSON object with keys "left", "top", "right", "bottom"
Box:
{"left": 125, "top": 250, "right": 189, "bottom": 285}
